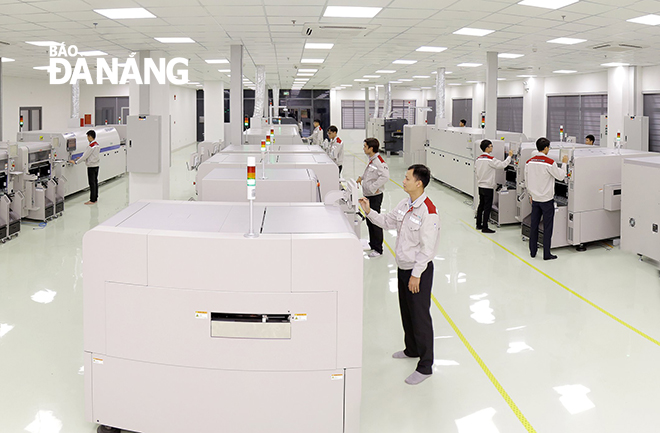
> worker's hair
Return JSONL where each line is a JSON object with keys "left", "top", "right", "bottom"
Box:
{"left": 408, "top": 164, "right": 431, "bottom": 188}
{"left": 536, "top": 137, "right": 550, "bottom": 152}
{"left": 364, "top": 137, "right": 380, "bottom": 153}
{"left": 87, "top": 130, "right": 96, "bottom": 139}
{"left": 480, "top": 139, "right": 492, "bottom": 152}
{"left": 328, "top": 125, "right": 338, "bottom": 133}
{"left": 313, "top": 119, "right": 321, "bottom": 125}
{"left": 459, "top": 119, "right": 467, "bottom": 125}
{"left": 586, "top": 134, "right": 595, "bottom": 142}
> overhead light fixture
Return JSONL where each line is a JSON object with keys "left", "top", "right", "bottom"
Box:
{"left": 354, "top": 78, "right": 369, "bottom": 81}
{"left": 33, "top": 66, "right": 51, "bottom": 71}
{"left": 421, "top": 86, "right": 433, "bottom": 89}
{"left": 416, "top": 46, "right": 447, "bottom": 53}
{"left": 453, "top": 27, "right": 494, "bottom": 37}
{"left": 94, "top": 7, "right": 156, "bottom": 19}
{"left": 206, "top": 59, "right": 229, "bottom": 64}
{"left": 413, "top": 75, "right": 430, "bottom": 78}
{"left": 295, "top": 79, "right": 309, "bottom": 81}
{"left": 448, "top": 83, "right": 462, "bottom": 86}
{"left": 393, "top": 60, "right": 417, "bottom": 65}
{"left": 189, "top": 82, "right": 200, "bottom": 84}
{"left": 517, "top": 74, "right": 537, "bottom": 78}
{"left": 301, "top": 59, "right": 324, "bottom": 64}
{"left": 297, "top": 73, "right": 314, "bottom": 76}
{"left": 218, "top": 69, "right": 230, "bottom": 73}
{"left": 601, "top": 62, "right": 630, "bottom": 67}
{"left": 457, "top": 63, "right": 482, "bottom": 67}
{"left": 323, "top": 6, "right": 382, "bottom": 18}
{"left": 376, "top": 70, "right": 396, "bottom": 73}
{"left": 364, "top": 75, "right": 380, "bottom": 78}
{"left": 155, "top": 37, "right": 195, "bottom": 43}
{"left": 305, "top": 43, "right": 334, "bottom": 49}
{"left": 554, "top": 70, "right": 577, "bottom": 73}
{"left": 518, "top": 0, "right": 579, "bottom": 10}
{"left": 547, "top": 37, "right": 586, "bottom": 45}
{"left": 26, "top": 41, "right": 61, "bottom": 47}
{"left": 78, "top": 50, "right": 107, "bottom": 57}
{"left": 627, "top": 14, "right": 660, "bottom": 26}
{"left": 1, "top": 58, "right": 15, "bottom": 62}
{"left": 399, "top": 79, "right": 413, "bottom": 82}
{"left": 466, "top": 81, "right": 481, "bottom": 83}
{"left": 410, "top": 88, "right": 421, "bottom": 90}
{"left": 499, "top": 53, "right": 524, "bottom": 59}
{"left": 390, "top": 81, "right": 403, "bottom": 84}
{"left": 497, "top": 78, "right": 507, "bottom": 81}
{"left": 340, "top": 84, "right": 353, "bottom": 87}
{"left": 298, "top": 69, "right": 318, "bottom": 72}
{"left": 432, "top": 71, "right": 453, "bottom": 74}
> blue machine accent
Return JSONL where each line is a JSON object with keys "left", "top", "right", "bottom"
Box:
{"left": 71, "top": 145, "right": 121, "bottom": 160}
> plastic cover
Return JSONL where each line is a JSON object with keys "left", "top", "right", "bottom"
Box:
{"left": 71, "top": 82, "right": 80, "bottom": 119}
{"left": 374, "top": 86, "right": 379, "bottom": 118}
{"left": 253, "top": 65, "right": 266, "bottom": 119}
{"left": 384, "top": 83, "right": 392, "bottom": 119}
{"left": 435, "top": 68, "right": 446, "bottom": 125}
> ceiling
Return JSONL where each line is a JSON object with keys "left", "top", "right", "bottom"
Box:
{"left": 0, "top": 0, "right": 658, "bottom": 90}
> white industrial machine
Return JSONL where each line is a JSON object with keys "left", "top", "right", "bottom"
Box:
{"left": 188, "top": 140, "right": 226, "bottom": 171}
{"left": 600, "top": 115, "right": 649, "bottom": 150}
{"left": 403, "top": 124, "right": 429, "bottom": 166}
{"left": 244, "top": 125, "right": 303, "bottom": 145}
{"left": 201, "top": 167, "right": 321, "bottom": 203}
{"left": 83, "top": 200, "right": 363, "bottom": 433}
{"left": 196, "top": 153, "right": 339, "bottom": 199}
{"left": 367, "top": 118, "right": 385, "bottom": 146}
{"left": 18, "top": 127, "right": 125, "bottom": 197}
{"left": 620, "top": 156, "right": 660, "bottom": 268}
{"left": 222, "top": 144, "right": 325, "bottom": 154}
{"left": 0, "top": 149, "right": 16, "bottom": 242}
{"left": 0, "top": 144, "right": 23, "bottom": 240}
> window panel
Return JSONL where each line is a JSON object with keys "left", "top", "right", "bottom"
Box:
{"left": 497, "top": 97, "right": 523, "bottom": 133}
{"left": 452, "top": 99, "right": 472, "bottom": 127}
{"left": 547, "top": 95, "right": 604, "bottom": 144}
{"left": 644, "top": 94, "right": 660, "bottom": 152}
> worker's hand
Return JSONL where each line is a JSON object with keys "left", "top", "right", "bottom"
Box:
{"left": 68, "top": 160, "right": 75, "bottom": 165}
{"left": 358, "top": 197, "right": 371, "bottom": 214}
{"left": 356, "top": 176, "right": 362, "bottom": 185}
{"left": 562, "top": 155, "right": 569, "bottom": 164}
{"left": 509, "top": 150, "right": 514, "bottom": 157}
{"left": 529, "top": 195, "right": 532, "bottom": 205}
{"left": 408, "top": 276, "right": 421, "bottom": 294}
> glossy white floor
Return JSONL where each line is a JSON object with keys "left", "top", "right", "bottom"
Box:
{"left": 1, "top": 139, "right": 659, "bottom": 433}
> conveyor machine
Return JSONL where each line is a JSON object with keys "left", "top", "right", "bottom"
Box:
{"left": 221, "top": 144, "right": 325, "bottom": 154}
{"left": 83, "top": 200, "right": 363, "bottom": 433}
{"left": 244, "top": 125, "right": 303, "bottom": 145}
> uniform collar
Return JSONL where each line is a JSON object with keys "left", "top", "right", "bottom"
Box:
{"left": 408, "top": 192, "right": 427, "bottom": 209}
{"left": 368, "top": 153, "right": 379, "bottom": 162}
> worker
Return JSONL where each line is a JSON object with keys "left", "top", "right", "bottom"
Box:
{"left": 459, "top": 119, "right": 467, "bottom": 127}
{"left": 585, "top": 134, "right": 595, "bottom": 145}
{"left": 475, "top": 139, "right": 513, "bottom": 233}
{"left": 324, "top": 125, "right": 344, "bottom": 175}
{"left": 525, "top": 137, "right": 569, "bottom": 260}
{"left": 356, "top": 138, "right": 390, "bottom": 258}
{"left": 359, "top": 164, "right": 440, "bottom": 385}
{"left": 69, "top": 130, "right": 100, "bottom": 205}
{"left": 310, "top": 119, "right": 323, "bottom": 146}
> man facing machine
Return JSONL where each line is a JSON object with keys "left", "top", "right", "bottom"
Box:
{"left": 475, "top": 139, "right": 513, "bottom": 233}
{"left": 585, "top": 134, "right": 595, "bottom": 145}
{"left": 357, "top": 138, "right": 390, "bottom": 258}
{"left": 69, "top": 130, "right": 100, "bottom": 205}
{"left": 359, "top": 164, "right": 440, "bottom": 385}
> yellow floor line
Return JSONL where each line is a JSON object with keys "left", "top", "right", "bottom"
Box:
{"left": 383, "top": 240, "right": 537, "bottom": 433}
{"left": 461, "top": 220, "right": 660, "bottom": 348}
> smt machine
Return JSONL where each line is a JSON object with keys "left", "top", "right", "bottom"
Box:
{"left": 188, "top": 140, "right": 226, "bottom": 171}
{"left": 403, "top": 124, "right": 429, "bottom": 166}
{"left": 18, "top": 127, "right": 125, "bottom": 197}
{"left": 83, "top": 201, "right": 363, "bottom": 433}
{"left": 244, "top": 125, "right": 303, "bottom": 145}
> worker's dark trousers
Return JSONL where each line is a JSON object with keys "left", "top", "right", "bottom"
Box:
{"left": 88, "top": 166, "right": 99, "bottom": 202}
{"left": 338, "top": 165, "right": 343, "bottom": 176}
{"left": 530, "top": 199, "right": 555, "bottom": 259}
{"left": 398, "top": 262, "right": 434, "bottom": 375}
{"left": 366, "top": 193, "right": 384, "bottom": 254}
{"left": 476, "top": 187, "right": 494, "bottom": 228}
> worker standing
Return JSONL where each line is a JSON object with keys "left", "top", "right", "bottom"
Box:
{"left": 525, "top": 137, "right": 568, "bottom": 260}
{"left": 69, "top": 130, "right": 100, "bottom": 205}
{"left": 357, "top": 138, "right": 389, "bottom": 258}
{"left": 585, "top": 134, "right": 595, "bottom": 145}
{"left": 310, "top": 119, "right": 324, "bottom": 146}
{"left": 324, "top": 125, "right": 344, "bottom": 175}
{"left": 359, "top": 164, "right": 440, "bottom": 385}
{"left": 475, "top": 139, "right": 513, "bottom": 233}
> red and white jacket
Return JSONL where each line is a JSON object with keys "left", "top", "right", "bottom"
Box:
{"left": 310, "top": 126, "right": 323, "bottom": 146}
{"left": 77, "top": 140, "right": 100, "bottom": 167}
{"left": 524, "top": 150, "right": 567, "bottom": 202}
{"left": 326, "top": 137, "right": 344, "bottom": 166}
{"left": 475, "top": 152, "right": 511, "bottom": 189}
{"left": 361, "top": 153, "right": 389, "bottom": 196}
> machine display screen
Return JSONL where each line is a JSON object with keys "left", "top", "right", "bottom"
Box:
{"left": 66, "top": 138, "right": 76, "bottom": 152}
{"left": 0, "top": 173, "right": 6, "bottom": 192}
{"left": 505, "top": 168, "right": 516, "bottom": 183}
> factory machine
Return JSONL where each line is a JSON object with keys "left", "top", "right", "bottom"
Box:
{"left": 620, "top": 156, "right": 660, "bottom": 268}
{"left": 518, "top": 146, "right": 652, "bottom": 250}
{"left": 196, "top": 152, "right": 339, "bottom": 199}
{"left": 244, "top": 125, "right": 303, "bottom": 145}
{"left": 0, "top": 149, "right": 21, "bottom": 242}
{"left": 221, "top": 144, "right": 325, "bottom": 154}
{"left": 83, "top": 200, "right": 363, "bottom": 433}
{"left": 188, "top": 140, "right": 226, "bottom": 171}
{"left": 367, "top": 118, "right": 385, "bottom": 147}
{"left": 403, "top": 124, "right": 429, "bottom": 166}
{"left": 18, "top": 127, "right": 125, "bottom": 197}
{"left": 367, "top": 118, "right": 409, "bottom": 154}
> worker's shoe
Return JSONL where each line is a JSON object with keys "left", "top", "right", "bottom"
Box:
{"left": 544, "top": 254, "right": 558, "bottom": 260}
{"left": 84, "top": 201, "right": 96, "bottom": 205}
{"left": 392, "top": 351, "right": 415, "bottom": 359}
{"left": 482, "top": 228, "right": 495, "bottom": 234}
{"left": 405, "top": 371, "right": 432, "bottom": 385}
{"left": 367, "top": 251, "right": 382, "bottom": 258}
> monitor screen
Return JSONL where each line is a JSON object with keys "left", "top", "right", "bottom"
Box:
{"left": 66, "top": 138, "right": 77, "bottom": 152}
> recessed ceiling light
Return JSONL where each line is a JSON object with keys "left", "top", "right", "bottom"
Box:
{"left": 206, "top": 59, "right": 229, "bottom": 64}
{"left": 453, "top": 28, "right": 494, "bottom": 37}
{"left": 298, "top": 69, "right": 318, "bottom": 72}
{"left": 399, "top": 79, "right": 413, "bottom": 82}
{"left": 393, "top": 60, "right": 417, "bottom": 65}
{"left": 33, "top": 66, "right": 51, "bottom": 71}
{"left": 497, "top": 78, "right": 506, "bottom": 81}
{"left": 295, "top": 78, "right": 309, "bottom": 81}
{"left": 518, "top": 0, "right": 579, "bottom": 10}
{"left": 457, "top": 63, "right": 482, "bottom": 67}
{"left": 376, "top": 70, "right": 396, "bottom": 73}
{"left": 413, "top": 75, "right": 430, "bottom": 78}
{"left": 297, "top": 73, "right": 315, "bottom": 76}
{"left": 218, "top": 69, "right": 230, "bottom": 73}
{"left": 364, "top": 75, "right": 380, "bottom": 78}
{"left": 340, "top": 84, "right": 353, "bottom": 87}
{"left": 499, "top": 53, "right": 524, "bottom": 59}
{"left": 301, "top": 59, "right": 325, "bottom": 64}
{"left": 554, "top": 70, "right": 577, "bottom": 73}
{"left": 416, "top": 46, "right": 447, "bottom": 53}
{"left": 390, "top": 81, "right": 403, "bottom": 84}
{"left": 78, "top": 50, "right": 107, "bottom": 57}
{"left": 547, "top": 37, "right": 586, "bottom": 45}
{"left": 601, "top": 62, "right": 630, "bottom": 67}
{"left": 155, "top": 37, "right": 195, "bottom": 43}
{"left": 517, "top": 74, "right": 537, "bottom": 77}
{"left": 466, "top": 81, "right": 481, "bottom": 83}
{"left": 432, "top": 71, "right": 453, "bottom": 74}
{"left": 1, "top": 58, "right": 15, "bottom": 62}
{"left": 323, "top": 6, "right": 382, "bottom": 18}
{"left": 26, "top": 41, "right": 61, "bottom": 47}
{"left": 354, "top": 78, "right": 369, "bottom": 81}
{"left": 421, "top": 87, "right": 433, "bottom": 89}
{"left": 448, "top": 83, "right": 462, "bottom": 86}
{"left": 305, "top": 43, "right": 334, "bottom": 49}
{"left": 410, "top": 88, "right": 421, "bottom": 90}
{"left": 627, "top": 14, "right": 660, "bottom": 26}
{"left": 94, "top": 7, "right": 156, "bottom": 19}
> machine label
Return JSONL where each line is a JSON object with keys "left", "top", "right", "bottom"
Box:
{"left": 195, "top": 311, "right": 209, "bottom": 319}
{"left": 92, "top": 357, "right": 104, "bottom": 365}
{"left": 331, "top": 374, "right": 344, "bottom": 381}
{"left": 292, "top": 313, "right": 307, "bottom": 321}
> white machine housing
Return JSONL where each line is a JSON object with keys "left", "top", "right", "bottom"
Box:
{"left": 599, "top": 115, "right": 649, "bottom": 150}
{"left": 83, "top": 201, "right": 363, "bottom": 433}
{"left": 403, "top": 124, "right": 429, "bottom": 166}
{"left": 244, "top": 125, "right": 302, "bottom": 145}
{"left": 188, "top": 140, "right": 226, "bottom": 171}
{"left": 222, "top": 144, "right": 325, "bottom": 154}
{"left": 367, "top": 118, "right": 385, "bottom": 146}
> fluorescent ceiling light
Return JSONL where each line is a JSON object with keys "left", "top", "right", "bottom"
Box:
{"left": 298, "top": 69, "right": 317, "bottom": 73}
{"left": 432, "top": 71, "right": 453, "bottom": 74}
{"left": 206, "top": 59, "right": 228, "bottom": 64}
{"left": 301, "top": 59, "right": 324, "bottom": 64}
{"left": 364, "top": 75, "right": 380, "bottom": 78}
{"left": 376, "top": 70, "right": 396, "bottom": 73}
{"left": 497, "top": 78, "right": 506, "bottom": 81}
{"left": 453, "top": 27, "right": 494, "bottom": 37}
{"left": 1, "top": 58, "right": 15, "bottom": 62}
{"left": 155, "top": 37, "right": 195, "bottom": 43}
{"left": 413, "top": 75, "right": 430, "bottom": 78}
{"left": 499, "top": 53, "right": 524, "bottom": 59}
{"left": 94, "top": 8, "right": 156, "bottom": 19}
{"left": 340, "top": 84, "right": 353, "bottom": 87}
{"left": 354, "top": 78, "right": 369, "bottom": 81}
{"left": 294, "top": 79, "right": 309, "bottom": 81}
{"left": 393, "top": 60, "right": 417, "bottom": 65}
{"left": 627, "top": 14, "right": 660, "bottom": 26}
{"left": 421, "top": 86, "right": 433, "bottom": 89}
{"left": 33, "top": 66, "right": 51, "bottom": 71}
{"left": 78, "top": 50, "right": 107, "bottom": 57}
{"left": 457, "top": 63, "right": 482, "bottom": 67}
{"left": 297, "top": 73, "right": 315, "bottom": 76}
{"left": 448, "top": 83, "right": 462, "bottom": 86}
{"left": 466, "top": 81, "right": 481, "bottom": 83}
{"left": 26, "top": 41, "right": 61, "bottom": 47}
{"left": 554, "top": 70, "right": 577, "bottom": 73}
{"left": 416, "top": 46, "right": 447, "bottom": 53}
{"left": 305, "top": 43, "right": 334, "bottom": 49}
{"left": 390, "top": 81, "right": 403, "bottom": 84}
{"left": 601, "top": 62, "right": 630, "bottom": 67}
{"left": 547, "top": 37, "right": 586, "bottom": 45}
{"left": 517, "top": 74, "right": 537, "bottom": 77}
{"left": 399, "top": 79, "right": 413, "bottom": 82}
{"left": 518, "top": 0, "right": 579, "bottom": 10}
{"left": 410, "top": 88, "right": 421, "bottom": 90}
{"left": 218, "top": 69, "right": 230, "bottom": 73}
{"left": 323, "top": 6, "right": 382, "bottom": 18}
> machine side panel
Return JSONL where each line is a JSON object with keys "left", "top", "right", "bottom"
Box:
{"left": 343, "top": 367, "right": 362, "bottom": 433}
{"left": 84, "top": 352, "right": 93, "bottom": 422}
{"left": 620, "top": 161, "right": 660, "bottom": 259}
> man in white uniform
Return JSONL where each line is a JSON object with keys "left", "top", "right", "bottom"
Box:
{"left": 474, "top": 139, "right": 513, "bottom": 233}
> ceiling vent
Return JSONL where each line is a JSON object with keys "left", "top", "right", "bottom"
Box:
{"left": 302, "top": 23, "right": 379, "bottom": 38}
{"left": 591, "top": 43, "right": 644, "bottom": 52}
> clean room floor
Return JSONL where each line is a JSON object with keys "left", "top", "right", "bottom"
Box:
{"left": 1, "top": 139, "right": 659, "bottom": 433}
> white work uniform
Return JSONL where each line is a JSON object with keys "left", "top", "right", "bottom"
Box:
{"left": 310, "top": 126, "right": 323, "bottom": 146}
{"left": 524, "top": 150, "right": 567, "bottom": 202}
{"left": 367, "top": 192, "right": 440, "bottom": 277}
{"left": 76, "top": 141, "right": 100, "bottom": 167}
{"left": 475, "top": 153, "right": 511, "bottom": 189}
{"left": 361, "top": 153, "right": 389, "bottom": 197}
{"left": 327, "top": 137, "right": 344, "bottom": 167}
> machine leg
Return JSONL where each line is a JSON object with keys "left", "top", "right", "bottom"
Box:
{"left": 576, "top": 244, "right": 587, "bottom": 252}
{"left": 97, "top": 425, "right": 121, "bottom": 433}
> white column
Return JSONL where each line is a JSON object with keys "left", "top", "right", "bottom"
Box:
{"left": 374, "top": 86, "right": 379, "bottom": 118}
{"left": 273, "top": 86, "right": 280, "bottom": 120}
{"left": 522, "top": 77, "right": 545, "bottom": 139}
{"left": 607, "top": 66, "right": 630, "bottom": 148}
{"left": 364, "top": 87, "right": 369, "bottom": 138}
{"left": 629, "top": 66, "right": 643, "bottom": 117}
{"left": 384, "top": 83, "right": 392, "bottom": 119}
{"left": 204, "top": 80, "right": 225, "bottom": 143}
{"left": 472, "top": 82, "right": 485, "bottom": 128}
{"left": 485, "top": 52, "right": 498, "bottom": 138}
{"left": 68, "top": 82, "right": 80, "bottom": 128}
{"left": 253, "top": 65, "right": 266, "bottom": 119}
{"left": 230, "top": 44, "right": 244, "bottom": 145}
{"left": 435, "top": 67, "right": 446, "bottom": 126}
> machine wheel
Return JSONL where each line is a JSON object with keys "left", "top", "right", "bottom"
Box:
{"left": 97, "top": 425, "right": 121, "bottom": 433}
{"left": 576, "top": 244, "right": 587, "bottom": 252}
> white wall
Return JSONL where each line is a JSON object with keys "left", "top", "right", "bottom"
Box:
{"left": 642, "top": 65, "right": 660, "bottom": 93}
{"left": 80, "top": 82, "right": 130, "bottom": 124}
{"left": 169, "top": 85, "right": 196, "bottom": 151}
{"left": 544, "top": 72, "right": 608, "bottom": 95}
